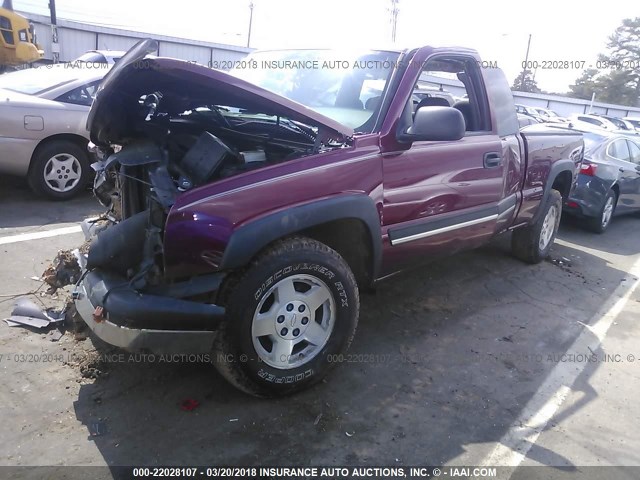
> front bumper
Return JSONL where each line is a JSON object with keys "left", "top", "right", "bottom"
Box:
{"left": 73, "top": 270, "right": 225, "bottom": 354}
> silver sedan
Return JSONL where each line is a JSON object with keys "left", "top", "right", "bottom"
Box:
{"left": 0, "top": 64, "right": 109, "bottom": 199}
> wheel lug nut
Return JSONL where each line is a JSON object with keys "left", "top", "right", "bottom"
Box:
{"left": 301, "top": 317, "right": 308, "bottom": 325}
{"left": 280, "top": 328, "right": 288, "bottom": 336}
{"left": 298, "top": 305, "right": 305, "bottom": 312}
{"left": 293, "top": 328, "right": 300, "bottom": 336}
{"left": 277, "top": 315, "right": 284, "bottom": 323}
{"left": 286, "top": 304, "right": 294, "bottom": 311}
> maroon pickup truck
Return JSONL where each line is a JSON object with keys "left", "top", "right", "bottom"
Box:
{"left": 74, "top": 40, "right": 583, "bottom": 396}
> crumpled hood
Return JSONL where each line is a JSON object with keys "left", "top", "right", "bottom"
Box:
{"left": 87, "top": 39, "right": 354, "bottom": 147}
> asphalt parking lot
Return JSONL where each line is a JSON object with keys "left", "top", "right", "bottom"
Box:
{"left": 1, "top": 175, "right": 640, "bottom": 478}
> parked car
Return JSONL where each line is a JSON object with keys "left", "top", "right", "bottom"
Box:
{"left": 73, "top": 49, "right": 126, "bottom": 65}
{"left": 73, "top": 40, "right": 583, "bottom": 396}
{"left": 564, "top": 131, "right": 640, "bottom": 233}
{"left": 594, "top": 114, "right": 639, "bottom": 134}
{"left": 569, "top": 114, "right": 619, "bottom": 131}
{"left": 532, "top": 107, "right": 568, "bottom": 123}
{"left": 0, "top": 64, "right": 109, "bottom": 198}
{"left": 622, "top": 117, "right": 640, "bottom": 131}
{"left": 515, "top": 103, "right": 547, "bottom": 123}
{"left": 517, "top": 113, "right": 540, "bottom": 129}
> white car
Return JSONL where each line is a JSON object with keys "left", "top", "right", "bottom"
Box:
{"left": 569, "top": 114, "right": 619, "bottom": 131}
{"left": 532, "top": 107, "right": 568, "bottom": 123}
{"left": 622, "top": 117, "right": 640, "bottom": 131}
{"left": 0, "top": 64, "right": 110, "bottom": 199}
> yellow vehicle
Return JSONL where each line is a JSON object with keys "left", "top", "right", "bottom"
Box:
{"left": 0, "top": 0, "right": 43, "bottom": 71}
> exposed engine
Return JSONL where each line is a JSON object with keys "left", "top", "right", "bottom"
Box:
{"left": 85, "top": 89, "right": 348, "bottom": 291}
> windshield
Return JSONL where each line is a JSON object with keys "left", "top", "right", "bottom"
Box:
{"left": 231, "top": 50, "right": 400, "bottom": 132}
{"left": 0, "top": 67, "right": 78, "bottom": 95}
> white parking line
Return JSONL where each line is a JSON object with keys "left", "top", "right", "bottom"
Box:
{"left": 0, "top": 225, "right": 82, "bottom": 245}
{"left": 480, "top": 256, "right": 640, "bottom": 473}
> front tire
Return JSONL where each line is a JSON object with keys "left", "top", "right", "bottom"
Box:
{"left": 587, "top": 189, "right": 616, "bottom": 234}
{"left": 28, "top": 140, "right": 91, "bottom": 200}
{"left": 512, "top": 189, "right": 562, "bottom": 264}
{"left": 213, "top": 237, "right": 359, "bottom": 397}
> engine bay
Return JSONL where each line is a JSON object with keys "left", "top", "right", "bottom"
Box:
{"left": 85, "top": 86, "right": 350, "bottom": 289}
{"left": 92, "top": 90, "right": 349, "bottom": 218}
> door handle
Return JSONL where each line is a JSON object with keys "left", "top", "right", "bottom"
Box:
{"left": 484, "top": 152, "right": 502, "bottom": 168}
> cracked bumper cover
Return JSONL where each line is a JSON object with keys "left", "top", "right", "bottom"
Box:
{"left": 73, "top": 270, "right": 225, "bottom": 354}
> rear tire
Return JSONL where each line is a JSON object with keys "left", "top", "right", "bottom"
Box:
{"left": 512, "top": 189, "right": 562, "bottom": 264}
{"left": 212, "top": 237, "right": 359, "bottom": 397}
{"left": 587, "top": 189, "right": 616, "bottom": 234}
{"left": 28, "top": 140, "right": 91, "bottom": 200}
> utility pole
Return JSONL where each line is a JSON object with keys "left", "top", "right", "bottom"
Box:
{"left": 48, "top": 0, "right": 59, "bottom": 63}
{"left": 247, "top": 2, "right": 254, "bottom": 48}
{"left": 519, "top": 34, "right": 532, "bottom": 90}
{"left": 390, "top": 0, "right": 400, "bottom": 43}
{"left": 588, "top": 92, "right": 596, "bottom": 113}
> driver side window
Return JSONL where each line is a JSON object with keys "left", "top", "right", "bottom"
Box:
{"left": 411, "top": 55, "right": 491, "bottom": 134}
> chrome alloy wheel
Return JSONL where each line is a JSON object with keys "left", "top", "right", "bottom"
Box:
{"left": 251, "top": 274, "right": 335, "bottom": 369}
{"left": 539, "top": 204, "right": 559, "bottom": 250}
{"left": 601, "top": 195, "right": 614, "bottom": 228}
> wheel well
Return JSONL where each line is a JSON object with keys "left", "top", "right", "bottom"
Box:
{"left": 300, "top": 218, "right": 374, "bottom": 288}
{"left": 28, "top": 133, "right": 91, "bottom": 174}
{"left": 551, "top": 170, "right": 573, "bottom": 200}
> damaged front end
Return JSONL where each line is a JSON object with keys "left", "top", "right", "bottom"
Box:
{"left": 73, "top": 39, "right": 352, "bottom": 354}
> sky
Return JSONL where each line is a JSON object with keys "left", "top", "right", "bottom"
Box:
{"left": 13, "top": 0, "right": 638, "bottom": 93}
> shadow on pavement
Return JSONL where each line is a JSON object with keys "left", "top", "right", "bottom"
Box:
{"left": 0, "top": 175, "right": 100, "bottom": 231}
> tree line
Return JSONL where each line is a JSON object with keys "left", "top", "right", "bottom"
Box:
{"left": 511, "top": 17, "right": 640, "bottom": 107}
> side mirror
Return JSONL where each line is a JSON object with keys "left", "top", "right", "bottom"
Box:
{"left": 398, "top": 106, "right": 465, "bottom": 143}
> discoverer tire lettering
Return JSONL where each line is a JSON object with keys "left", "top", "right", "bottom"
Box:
{"left": 213, "top": 236, "right": 359, "bottom": 397}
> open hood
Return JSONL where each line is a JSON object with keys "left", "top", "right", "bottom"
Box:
{"left": 87, "top": 39, "right": 354, "bottom": 147}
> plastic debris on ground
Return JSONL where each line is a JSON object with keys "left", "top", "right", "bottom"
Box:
{"left": 3, "top": 298, "right": 66, "bottom": 329}
{"left": 49, "top": 330, "right": 64, "bottom": 342}
{"left": 89, "top": 421, "right": 107, "bottom": 437}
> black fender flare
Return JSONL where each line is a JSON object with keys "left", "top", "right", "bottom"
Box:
{"left": 219, "top": 194, "right": 383, "bottom": 279}
{"left": 533, "top": 159, "right": 576, "bottom": 224}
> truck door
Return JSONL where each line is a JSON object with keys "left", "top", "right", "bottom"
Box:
{"left": 379, "top": 52, "right": 507, "bottom": 273}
